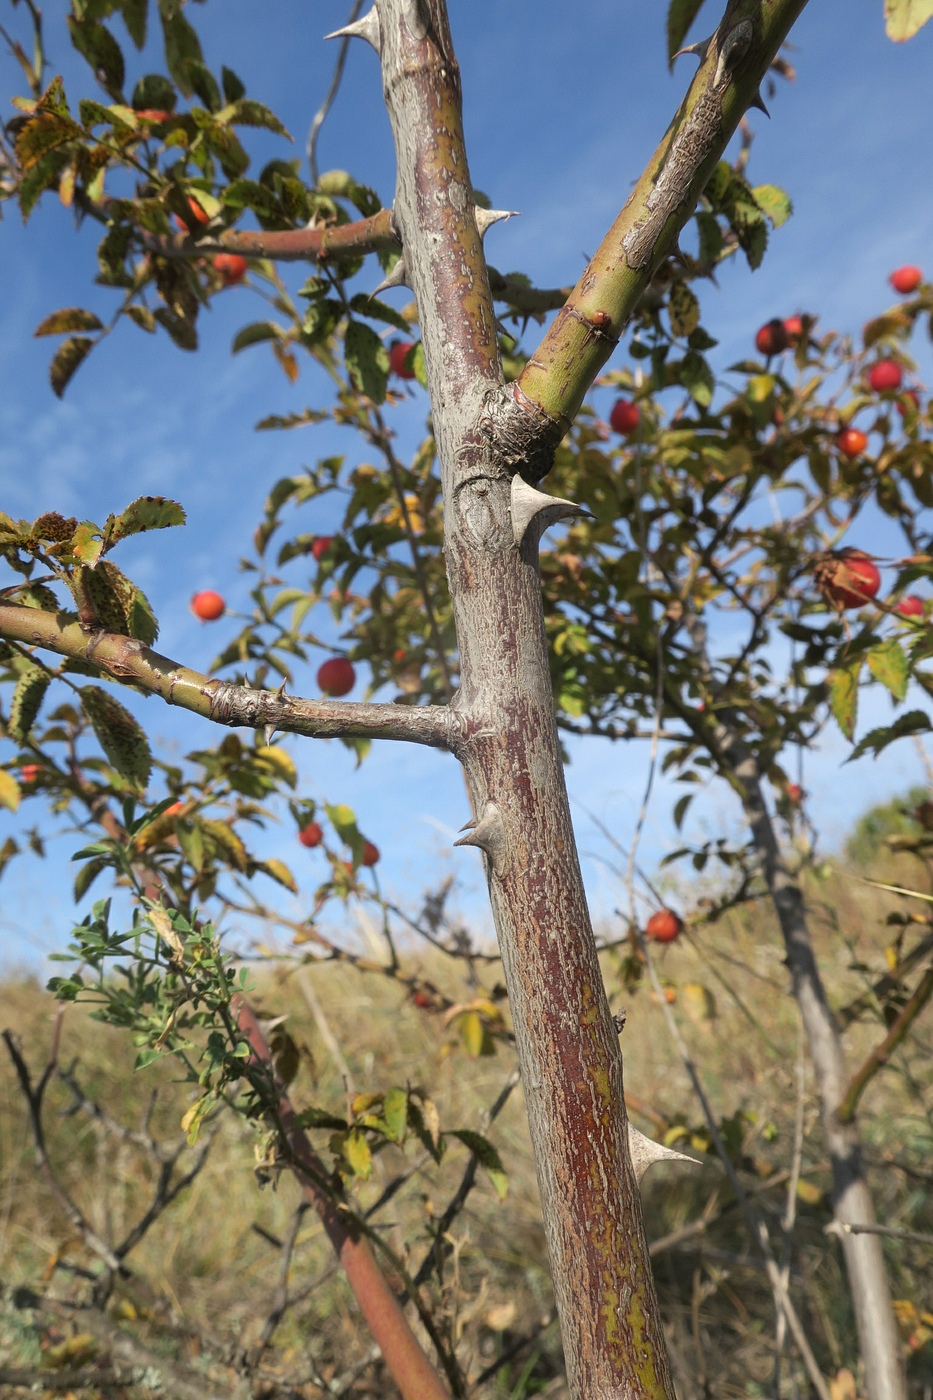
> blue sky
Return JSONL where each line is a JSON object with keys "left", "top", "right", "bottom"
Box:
{"left": 1, "top": 2, "right": 932, "bottom": 968}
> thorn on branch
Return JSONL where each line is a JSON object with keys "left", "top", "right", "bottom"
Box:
{"left": 510, "top": 474, "right": 588, "bottom": 549}
{"left": 453, "top": 801, "right": 508, "bottom": 875}
{"left": 324, "top": 8, "right": 382, "bottom": 53}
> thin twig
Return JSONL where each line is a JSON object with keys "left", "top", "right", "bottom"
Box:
{"left": 308, "top": 0, "right": 365, "bottom": 185}
{"left": 825, "top": 1221, "right": 933, "bottom": 1248}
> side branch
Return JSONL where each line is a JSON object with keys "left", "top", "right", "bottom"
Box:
{"left": 140, "top": 206, "right": 399, "bottom": 265}
{"left": 137, "top": 210, "right": 564, "bottom": 314}
{"left": 508, "top": 0, "right": 810, "bottom": 474}
{"left": 0, "top": 605, "right": 453, "bottom": 750}
{"left": 837, "top": 964, "right": 933, "bottom": 1124}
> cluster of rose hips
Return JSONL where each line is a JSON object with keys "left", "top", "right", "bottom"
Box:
{"left": 812, "top": 550, "right": 924, "bottom": 617}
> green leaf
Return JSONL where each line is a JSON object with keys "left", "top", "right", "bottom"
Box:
{"left": 154, "top": 307, "right": 198, "bottom": 351}
{"left": 752, "top": 184, "right": 793, "bottom": 228}
{"left": 830, "top": 661, "right": 861, "bottom": 740}
{"left": 449, "top": 1129, "right": 508, "bottom": 1200}
{"left": 847, "top": 709, "right": 932, "bottom": 762}
{"left": 49, "top": 337, "right": 95, "bottom": 398}
{"left": 124, "top": 305, "right": 156, "bottom": 333}
{"left": 867, "top": 638, "right": 909, "bottom": 701}
{"left": 160, "top": 4, "right": 204, "bottom": 96}
{"left": 667, "top": 0, "right": 709, "bottom": 65}
{"left": 186, "top": 61, "right": 221, "bottom": 112}
{"left": 74, "top": 856, "right": 108, "bottom": 902}
{"left": 9, "top": 665, "right": 50, "bottom": 743}
{"left": 131, "top": 73, "right": 175, "bottom": 112}
{"left": 120, "top": 0, "right": 148, "bottom": 49}
{"left": 67, "top": 16, "right": 126, "bottom": 98}
{"left": 106, "top": 496, "right": 185, "bottom": 546}
{"left": 348, "top": 294, "right": 411, "bottom": 333}
{"left": 885, "top": 0, "right": 933, "bottom": 40}
{"left": 19, "top": 150, "right": 71, "bottom": 220}
{"left": 383, "top": 1086, "right": 408, "bottom": 1144}
{"left": 668, "top": 281, "right": 700, "bottom": 338}
{"left": 221, "top": 66, "right": 246, "bottom": 103}
{"left": 411, "top": 341, "right": 428, "bottom": 390}
{"left": 218, "top": 98, "right": 290, "bottom": 138}
{"left": 81, "top": 686, "right": 151, "bottom": 790}
{"left": 679, "top": 352, "right": 715, "bottom": 407}
{"left": 344, "top": 320, "right": 390, "bottom": 404}
{"left": 35, "top": 308, "right": 104, "bottom": 337}
{"left": 232, "top": 321, "right": 282, "bottom": 353}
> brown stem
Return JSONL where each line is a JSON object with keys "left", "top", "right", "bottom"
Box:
{"left": 837, "top": 964, "right": 933, "bottom": 1124}
{"left": 232, "top": 995, "right": 451, "bottom": 1400}
{"left": 0, "top": 604, "right": 453, "bottom": 749}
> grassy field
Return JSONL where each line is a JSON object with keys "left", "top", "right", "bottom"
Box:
{"left": 1, "top": 844, "right": 931, "bottom": 1398}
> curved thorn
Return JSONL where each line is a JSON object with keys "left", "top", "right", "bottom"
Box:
{"left": 453, "top": 801, "right": 508, "bottom": 875}
{"left": 628, "top": 1125, "right": 700, "bottom": 1184}
{"left": 671, "top": 36, "right": 713, "bottom": 64}
{"left": 510, "top": 474, "right": 588, "bottom": 548}
{"left": 263, "top": 723, "right": 277, "bottom": 747}
{"left": 748, "top": 88, "right": 771, "bottom": 117}
{"left": 373, "top": 254, "right": 410, "bottom": 296}
{"left": 324, "top": 9, "right": 381, "bottom": 52}
{"left": 474, "top": 207, "right": 519, "bottom": 239}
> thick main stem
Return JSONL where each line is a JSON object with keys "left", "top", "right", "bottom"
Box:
{"left": 376, "top": 3, "right": 674, "bottom": 1394}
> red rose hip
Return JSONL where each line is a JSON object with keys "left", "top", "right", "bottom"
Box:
{"left": 317, "top": 657, "right": 355, "bottom": 696}
{"left": 389, "top": 341, "right": 416, "bottom": 380}
{"left": 817, "top": 550, "right": 881, "bottom": 611}
{"left": 836, "top": 427, "right": 868, "bottom": 460}
{"left": 645, "top": 909, "right": 684, "bottom": 944}
{"left": 868, "top": 360, "right": 903, "bottom": 393}
{"left": 311, "top": 535, "right": 335, "bottom": 562}
{"left": 609, "top": 399, "right": 640, "bottom": 436}
{"left": 191, "top": 590, "right": 225, "bottom": 621}
{"left": 213, "top": 252, "right": 247, "bottom": 285}
{"left": 755, "top": 319, "right": 790, "bottom": 357}
{"left": 895, "top": 595, "right": 924, "bottom": 619}
{"left": 361, "top": 840, "right": 380, "bottom": 867}
{"left": 889, "top": 265, "right": 922, "bottom": 295}
{"left": 299, "top": 820, "right": 324, "bottom": 848}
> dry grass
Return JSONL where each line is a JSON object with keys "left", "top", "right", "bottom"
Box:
{"left": 1, "top": 856, "right": 931, "bottom": 1398}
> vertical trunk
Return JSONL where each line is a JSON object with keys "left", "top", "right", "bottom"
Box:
{"left": 375, "top": 4, "right": 676, "bottom": 1394}
{"left": 724, "top": 737, "right": 906, "bottom": 1400}
{"left": 448, "top": 500, "right": 676, "bottom": 1398}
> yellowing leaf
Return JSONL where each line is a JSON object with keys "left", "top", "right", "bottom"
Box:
{"left": 681, "top": 982, "right": 717, "bottom": 1028}
{"left": 795, "top": 1178, "right": 823, "bottom": 1205}
{"left": 0, "top": 772, "right": 22, "bottom": 812}
{"left": 260, "top": 858, "right": 298, "bottom": 893}
{"left": 830, "top": 662, "right": 861, "bottom": 741}
{"left": 867, "top": 638, "right": 909, "bottom": 702}
{"left": 149, "top": 905, "right": 184, "bottom": 958}
{"left": 256, "top": 744, "right": 298, "bottom": 788}
{"left": 344, "top": 1129, "right": 372, "bottom": 1179}
{"left": 885, "top": 0, "right": 933, "bottom": 40}
{"left": 668, "top": 280, "right": 700, "bottom": 338}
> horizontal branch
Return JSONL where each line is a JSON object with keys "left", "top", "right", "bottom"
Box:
{"left": 141, "top": 206, "right": 400, "bottom": 264}
{"left": 0, "top": 605, "right": 453, "bottom": 750}
{"left": 139, "top": 212, "right": 564, "bottom": 313}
